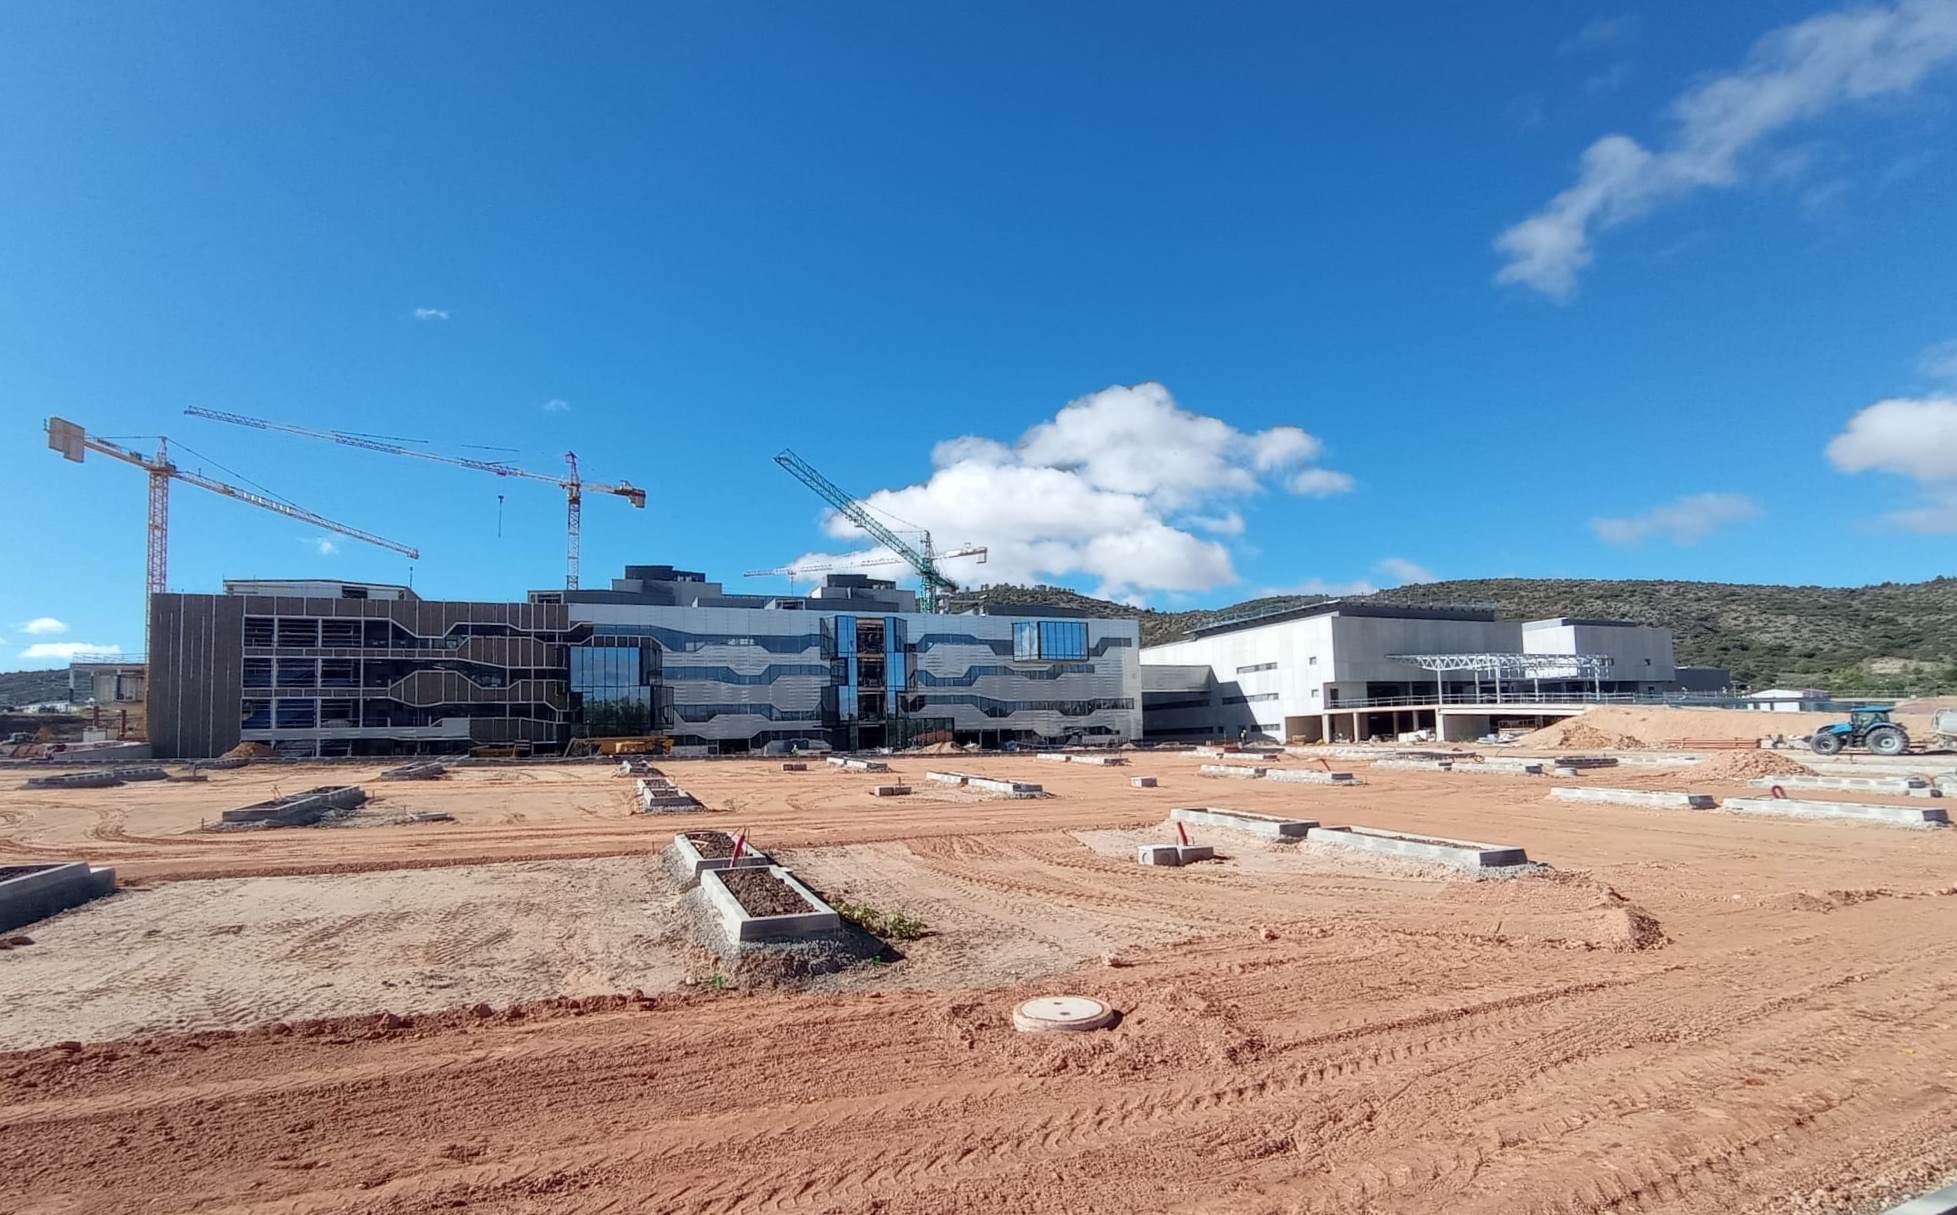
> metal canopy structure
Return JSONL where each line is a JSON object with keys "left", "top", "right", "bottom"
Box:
{"left": 1388, "top": 652, "right": 1616, "bottom": 705}
{"left": 1388, "top": 653, "right": 1616, "bottom": 679}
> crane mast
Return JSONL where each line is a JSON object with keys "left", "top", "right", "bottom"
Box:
{"left": 184, "top": 406, "right": 645, "bottom": 589}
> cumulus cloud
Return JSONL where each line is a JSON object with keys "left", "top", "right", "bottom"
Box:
{"left": 542, "top": 398, "right": 571, "bottom": 413}
{"left": 20, "top": 617, "right": 67, "bottom": 636}
{"left": 1827, "top": 394, "right": 1957, "bottom": 530}
{"left": 785, "top": 382, "right": 1349, "bottom": 601}
{"left": 1564, "top": 14, "right": 1641, "bottom": 53}
{"left": 413, "top": 307, "right": 450, "bottom": 321}
{"left": 1591, "top": 492, "right": 1763, "bottom": 545}
{"left": 1375, "top": 557, "right": 1437, "bottom": 585}
{"left": 1497, "top": 0, "right": 1957, "bottom": 299}
{"left": 20, "top": 641, "right": 120, "bottom": 662}
{"left": 307, "top": 536, "right": 340, "bottom": 557}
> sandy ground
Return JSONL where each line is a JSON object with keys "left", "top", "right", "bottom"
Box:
{"left": 3, "top": 751, "right": 1957, "bottom": 1213}
{"left": 0, "top": 857, "right": 693, "bottom": 1051}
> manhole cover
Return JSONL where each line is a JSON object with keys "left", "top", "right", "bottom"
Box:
{"left": 1012, "top": 995, "right": 1115, "bottom": 1034}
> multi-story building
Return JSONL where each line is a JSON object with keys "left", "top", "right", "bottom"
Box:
{"left": 536, "top": 565, "right": 1140, "bottom": 752}
{"left": 147, "top": 580, "right": 576, "bottom": 759}
{"left": 145, "top": 565, "right": 1141, "bottom": 758}
{"left": 1142, "top": 600, "right": 1678, "bottom": 744}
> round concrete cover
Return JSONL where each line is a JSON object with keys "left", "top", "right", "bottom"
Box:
{"left": 1013, "top": 996, "right": 1115, "bottom": 1033}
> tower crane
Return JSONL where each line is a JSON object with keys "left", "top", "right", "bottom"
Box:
{"left": 184, "top": 406, "right": 645, "bottom": 589}
{"left": 771, "top": 449, "right": 974, "bottom": 612}
{"left": 45, "top": 417, "right": 420, "bottom": 596}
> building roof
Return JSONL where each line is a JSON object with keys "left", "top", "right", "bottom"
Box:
{"left": 1180, "top": 599, "right": 1497, "bottom": 641}
{"left": 1523, "top": 616, "right": 1642, "bottom": 629}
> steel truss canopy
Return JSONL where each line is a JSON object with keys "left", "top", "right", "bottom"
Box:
{"left": 1389, "top": 653, "right": 1616, "bottom": 679}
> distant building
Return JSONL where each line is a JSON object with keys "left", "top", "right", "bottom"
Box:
{"left": 67, "top": 658, "right": 146, "bottom": 705}
{"left": 1140, "top": 601, "right": 1678, "bottom": 744}
{"left": 1743, "top": 688, "right": 1832, "bottom": 712}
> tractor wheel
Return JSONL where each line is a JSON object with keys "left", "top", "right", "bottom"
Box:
{"left": 1866, "top": 725, "right": 1908, "bottom": 756}
{"left": 1809, "top": 732, "right": 1844, "bottom": 755}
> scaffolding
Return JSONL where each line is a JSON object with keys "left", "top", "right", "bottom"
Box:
{"left": 1387, "top": 652, "right": 1616, "bottom": 703}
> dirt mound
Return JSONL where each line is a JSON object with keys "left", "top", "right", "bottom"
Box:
{"left": 1514, "top": 719, "right": 1648, "bottom": 750}
{"left": 906, "top": 741, "right": 966, "bottom": 754}
{"left": 1592, "top": 902, "right": 1668, "bottom": 951}
{"left": 1689, "top": 750, "right": 1815, "bottom": 780}
{"left": 222, "top": 742, "right": 274, "bottom": 759}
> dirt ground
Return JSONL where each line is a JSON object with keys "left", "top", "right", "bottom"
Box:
{"left": 3, "top": 750, "right": 1957, "bottom": 1213}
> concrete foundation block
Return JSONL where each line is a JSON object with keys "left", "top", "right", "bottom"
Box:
{"left": 699, "top": 865, "right": 842, "bottom": 943}
{"left": 24, "top": 772, "right": 125, "bottom": 789}
{"left": 1747, "top": 774, "right": 1932, "bottom": 794}
{"left": 1070, "top": 754, "right": 1127, "bottom": 766}
{"left": 0, "top": 862, "right": 117, "bottom": 933}
{"left": 669, "top": 833, "right": 772, "bottom": 881}
{"left": 220, "top": 785, "right": 366, "bottom": 826}
{"left": 1719, "top": 796, "right": 1950, "bottom": 828}
{"left": 1170, "top": 807, "right": 1315, "bottom": 839}
{"left": 1550, "top": 786, "right": 1715, "bottom": 810}
{"left": 926, "top": 771, "right": 969, "bottom": 786}
{"left": 968, "top": 775, "right": 1043, "bottom": 797}
{"left": 1551, "top": 756, "right": 1619, "bottom": 769}
{"left": 1037, "top": 752, "right": 1072, "bottom": 762}
{"left": 779, "top": 762, "right": 808, "bottom": 772}
{"left": 870, "top": 784, "right": 912, "bottom": 797}
{"left": 1130, "top": 775, "right": 1158, "bottom": 788}
{"left": 1136, "top": 843, "right": 1215, "bottom": 866}
{"left": 1264, "top": 768, "right": 1356, "bottom": 784}
{"left": 1371, "top": 758, "right": 1454, "bottom": 771}
{"left": 1307, "top": 825, "right": 1531, "bottom": 869}
{"left": 1199, "top": 764, "right": 1266, "bottom": 779}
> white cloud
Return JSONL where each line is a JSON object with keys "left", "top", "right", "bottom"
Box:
{"left": 1287, "top": 467, "right": 1356, "bottom": 496}
{"left": 413, "top": 307, "right": 450, "bottom": 321}
{"left": 307, "top": 536, "right": 340, "bottom": 557}
{"left": 1591, "top": 492, "right": 1763, "bottom": 545}
{"left": 1498, "top": 0, "right": 1957, "bottom": 299}
{"left": 543, "top": 398, "right": 571, "bottom": 413}
{"left": 1919, "top": 338, "right": 1957, "bottom": 382}
{"left": 20, "top": 617, "right": 68, "bottom": 636}
{"left": 1827, "top": 394, "right": 1957, "bottom": 530}
{"left": 1257, "top": 577, "right": 1378, "bottom": 598}
{"left": 1375, "top": 557, "right": 1437, "bottom": 585}
{"left": 1564, "top": 15, "right": 1641, "bottom": 53}
{"left": 1586, "top": 62, "right": 1634, "bottom": 97}
{"left": 785, "top": 382, "right": 1348, "bottom": 601}
{"left": 1185, "top": 510, "right": 1246, "bottom": 536}
{"left": 20, "top": 641, "right": 120, "bottom": 663}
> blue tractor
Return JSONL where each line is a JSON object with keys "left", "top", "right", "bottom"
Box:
{"left": 1808, "top": 706, "right": 1910, "bottom": 756}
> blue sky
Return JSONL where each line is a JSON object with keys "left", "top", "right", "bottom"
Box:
{"left": 4, "top": 2, "right": 1956, "bottom": 664}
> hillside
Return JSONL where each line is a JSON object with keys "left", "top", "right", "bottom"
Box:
{"left": 0, "top": 667, "right": 70, "bottom": 708}
{"left": 945, "top": 576, "right": 1957, "bottom": 690}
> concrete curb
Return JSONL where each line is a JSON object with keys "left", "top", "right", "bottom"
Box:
{"left": 1882, "top": 1179, "right": 1957, "bottom": 1215}
{"left": 1550, "top": 787, "right": 1716, "bottom": 809}
{"left": 0, "top": 862, "right": 117, "bottom": 933}
{"left": 1199, "top": 764, "right": 1266, "bottom": 779}
{"left": 1719, "top": 796, "right": 1949, "bottom": 828}
{"left": 1307, "top": 825, "right": 1530, "bottom": 869}
{"left": 1170, "top": 807, "right": 1316, "bottom": 839}
{"left": 1264, "top": 769, "right": 1357, "bottom": 784}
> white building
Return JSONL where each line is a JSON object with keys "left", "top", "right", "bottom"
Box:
{"left": 1141, "top": 601, "right": 1676, "bottom": 744}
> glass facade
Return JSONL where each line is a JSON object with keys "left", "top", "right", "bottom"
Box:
{"left": 570, "top": 642, "right": 653, "bottom": 736}
{"left": 1012, "top": 619, "right": 1087, "bottom": 660}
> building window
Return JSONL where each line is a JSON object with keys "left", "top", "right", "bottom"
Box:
{"left": 1221, "top": 693, "right": 1279, "bottom": 704}
{"left": 1308, "top": 656, "right": 1318, "bottom": 665}
{"left": 1013, "top": 620, "right": 1087, "bottom": 660}
{"left": 1236, "top": 662, "right": 1278, "bottom": 674}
